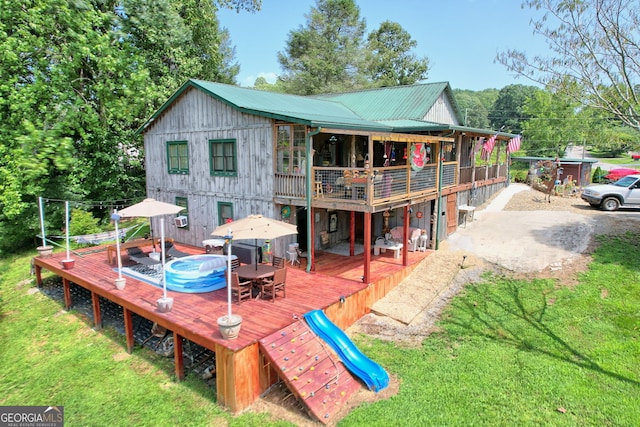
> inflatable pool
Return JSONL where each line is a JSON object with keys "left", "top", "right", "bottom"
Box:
{"left": 164, "top": 254, "right": 237, "bottom": 293}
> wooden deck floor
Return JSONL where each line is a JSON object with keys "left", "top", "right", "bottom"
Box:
{"left": 33, "top": 241, "right": 431, "bottom": 411}
{"left": 34, "top": 243, "right": 428, "bottom": 350}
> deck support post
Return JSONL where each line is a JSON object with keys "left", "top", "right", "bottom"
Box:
{"left": 91, "top": 292, "right": 102, "bottom": 329}
{"left": 215, "top": 343, "right": 261, "bottom": 412}
{"left": 174, "top": 332, "right": 184, "bottom": 380}
{"left": 35, "top": 264, "right": 43, "bottom": 286}
{"left": 123, "top": 308, "right": 134, "bottom": 353}
{"left": 62, "top": 277, "right": 72, "bottom": 310}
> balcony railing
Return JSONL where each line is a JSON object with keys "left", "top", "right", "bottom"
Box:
{"left": 273, "top": 162, "right": 508, "bottom": 206}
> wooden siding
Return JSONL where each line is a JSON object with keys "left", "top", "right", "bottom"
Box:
{"left": 143, "top": 88, "right": 277, "bottom": 248}
{"left": 424, "top": 93, "right": 459, "bottom": 125}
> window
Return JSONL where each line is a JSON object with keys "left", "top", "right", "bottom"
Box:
{"left": 175, "top": 197, "right": 188, "bottom": 229}
{"left": 442, "top": 141, "right": 457, "bottom": 162}
{"left": 218, "top": 202, "right": 233, "bottom": 225}
{"left": 210, "top": 139, "right": 237, "bottom": 176}
{"left": 276, "top": 124, "right": 306, "bottom": 173}
{"left": 167, "top": 141, "right": 189, "bottom": 174}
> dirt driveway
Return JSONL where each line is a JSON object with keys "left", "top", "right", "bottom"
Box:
{"left": 255, "top": 184, "right": 640, "bottom": 425}
{"left": 350, "top": 183, "right": 640, "bottom": 346}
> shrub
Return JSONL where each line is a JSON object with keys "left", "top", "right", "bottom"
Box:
{"left": 510, "top": 169, "right": 528, "bottom": 183}
{"left": 592, "top": 166, "right": 605, "bottom": 183}
{"left": 68, "top": 209, "right": 101, "bottom": 236}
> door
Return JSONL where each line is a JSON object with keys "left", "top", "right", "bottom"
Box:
{"left": 296, "top": 207, "right": 308, "bottom": 251}
{"left": 627, "top": 178, "right": 640, "bottom": 205}
{"left": 446, "top": 194, "right": 457, "bottom": 235}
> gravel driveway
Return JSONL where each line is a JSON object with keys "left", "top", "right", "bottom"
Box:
{"left": 350, "top": 183, "right": 640, "bottom": 345}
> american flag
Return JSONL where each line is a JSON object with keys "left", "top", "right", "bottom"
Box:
{"left": 481, "top": 134, "right": 497, "bottom": 160}
{"left": 507, "top": 135, "right": 521, "bottom": 153}
{"left": 471, "top": 137, "right": 485, "bottom": 157}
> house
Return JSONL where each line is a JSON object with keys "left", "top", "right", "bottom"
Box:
{"left": 138, "top": 79, "right": 518, "bottom": 281}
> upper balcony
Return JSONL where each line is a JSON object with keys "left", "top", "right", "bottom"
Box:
{"left": 271, "top": 126, "right": 512, "bottom": 211}
{"left": 274, "top": 161, "right": 459, "bottom": 211}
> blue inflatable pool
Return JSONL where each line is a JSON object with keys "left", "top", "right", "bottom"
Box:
{"left": 164, "top": 254, "right": 236, "bottom": 293}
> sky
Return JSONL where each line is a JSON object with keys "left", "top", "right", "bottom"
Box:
{"left": 217, "top": 0, "right": 547, "bottom": 91}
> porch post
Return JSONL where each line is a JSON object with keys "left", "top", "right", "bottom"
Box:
{"left": 349, "top": 211, "right": 355, "bottom": 257}
{"left": 363, "top": 212, "right": 372, "bottom": 284}
{"left": 306, "top": 127, "right": 321, "bottom": 273}
{"left": 402, "top": 206, "right": 409, "bottom": 266}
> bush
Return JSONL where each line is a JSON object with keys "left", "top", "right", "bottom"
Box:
{"left": 592, "top": 166, "right": 606, "bottom": 183}
{"left": 68, "top": 209, "right": 102, "bottom": 236}
{"left": 510, "top": 169, "right": 529, "bottom": 183}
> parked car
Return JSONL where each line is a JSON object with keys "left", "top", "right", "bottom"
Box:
{"left": 602, "top": 167, "right": 639, "bottom": 182}
{"left": 581, "top": 174, "right": 640, "bottom": 211}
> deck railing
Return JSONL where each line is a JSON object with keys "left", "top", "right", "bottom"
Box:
{"left": 275, "top": 165, "right": 442, "bottom": 205}
{"left": 274, "top": 173, "right": 306, "bottom": 198}
{"left": 458, "top": 164, "right": 507, "bottom": 185}
{"left": 275, "top": 162, "right": 505, "bottom": 205}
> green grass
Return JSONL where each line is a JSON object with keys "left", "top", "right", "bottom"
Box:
{"left": 1, "top": 234, "right": 639, "bottom": 426}
{"left": 585, "top": 149, "right": 636, "bottom": 165}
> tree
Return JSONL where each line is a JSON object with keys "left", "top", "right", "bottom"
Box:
{"left": 454, "top": 91, "right": 490, "bottom": 128}
{"left": 488, "top": 84, "right": 540, "bottom": 134}
{"left": 0, "top": 0, "right": 257, "bottom": 254}
{"left": 364, "top": 21, "right": 429, "bottom": 87}
{"left": 497, "top": 0, "right": 640, "bottom": 132}
{"left": 277, "top": 0, "right": 367, "bottom": 95}
{"left": 521, "top": 88, "right": 584, "bottom": 157}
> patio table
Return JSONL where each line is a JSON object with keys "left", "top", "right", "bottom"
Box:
{"left": 235, "top": 264, "right": 276, "bottom": 298}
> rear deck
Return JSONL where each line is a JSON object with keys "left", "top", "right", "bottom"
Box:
{"left": 33, "top": 241, "right": 430, "bottom": 413}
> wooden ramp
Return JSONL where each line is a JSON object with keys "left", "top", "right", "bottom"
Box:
{"left": 259, "top": 317, "right": 363, "bottom": 424}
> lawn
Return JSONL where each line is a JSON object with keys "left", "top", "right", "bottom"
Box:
{"left": 1, "top": 233, "right": 639, "bottom": 426}
{"left": 585, "top": 149, "right": 636, "bottom": 165}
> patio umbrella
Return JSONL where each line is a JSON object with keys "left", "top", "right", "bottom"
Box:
{"left": 211, "top": 214, "right": 298, "bottom": 269}
{"left": 119, "top": 198, "right": 185, "bottom": 300}
{"left": 212, "top": 216, "right": 297, "bottom": 326}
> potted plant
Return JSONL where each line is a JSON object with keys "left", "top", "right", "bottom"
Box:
{"left": 217, "top": 231, "right": 242, "bottom": 339}
{"left": 37, "top": 245, "right": 53, "bottom": 258}
{"left": 60, "top": 201, "right": 74, "bottom": 269}
{"left": 111, "top": 211, "right": 126, "bottom": 290}
{"left": 37, "top": 197, "right": 52, "bottom": 257}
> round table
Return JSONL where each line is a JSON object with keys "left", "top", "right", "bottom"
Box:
{"left": 235, "top": 264, "right": 276, "bottom": 281}
{"left": 235, "top": 264, "right": 276, "bottom": 299}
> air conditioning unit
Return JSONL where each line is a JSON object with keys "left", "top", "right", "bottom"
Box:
{"left": 174, "top": 216, "right": 188, "bottom": 228}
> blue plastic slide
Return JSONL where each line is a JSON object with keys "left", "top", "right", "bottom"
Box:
{"left": 304, "top": 309, "right": 389, "bottom": 391}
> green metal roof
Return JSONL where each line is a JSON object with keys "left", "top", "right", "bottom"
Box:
{"left": 312, "top": 82, "right": 464, "bottom": 123}
{"left": 138, "top": 79, "right": 498, "bottom": 137}
{"left": 138, "top": 79, "right": 393, "bottom": 134}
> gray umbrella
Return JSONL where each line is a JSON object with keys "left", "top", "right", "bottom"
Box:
{"left": 119, "top": 198, "right": 184, "bottom": 299}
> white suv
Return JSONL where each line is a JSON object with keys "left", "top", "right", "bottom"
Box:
{"left": 581, "top": 174, "right": 640, "bottom": 211}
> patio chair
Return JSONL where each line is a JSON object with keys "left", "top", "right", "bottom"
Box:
{"left": 272, "top": 256, "right": 285, "bottom": 269}
{"left": 127, "top": 247, "right": 160, "bottom": 266}
{"left": 230, "top": 258, "right": 240, "bottom": 271}
{"left": 165, "top": 242, "right": 190, "bottom": 258}
{"left": 260, "top": 267, "right": 286, "bottom": 302}
{"left": 296, "top": 247, "right": 308, "bottom": 268}
{"left": 230, "top": 272, "right": 252, "bottom": 304}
